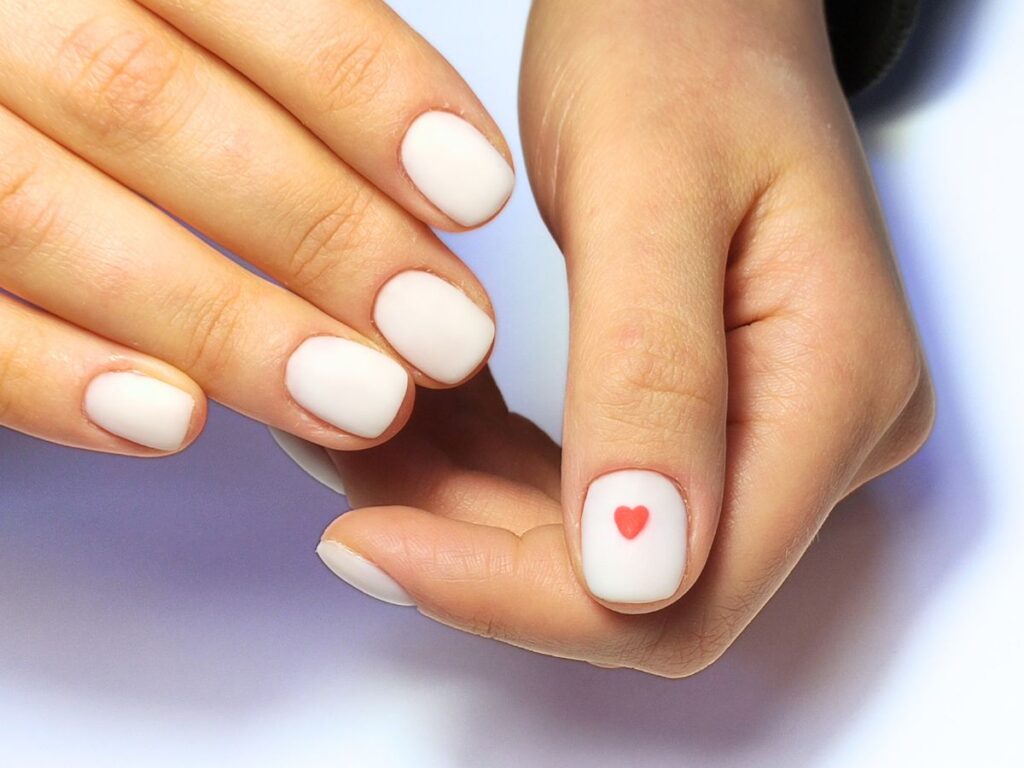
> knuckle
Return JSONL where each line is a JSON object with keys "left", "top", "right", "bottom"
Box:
{"left": 0, "top": 153, "right": 62, "bottom": 259}
{"left": 650, "top": 609, "right": 738, "bottom": 679}
{"left": 903, "top": 372, "right": 937, "bottom": 454}
{"left": 166, "top": 280, "right": 247, "bottom": 378}
{"left": 593, "top": 311, "right": 724, "bottom": 439}
{"left": 53, "top": 17, "right": 193, "bottom": 147}
{"left": 885, "top": 366, "right": 937, "bottom": 471}
{"left": 307, "top": 26, "right": 392, "bottom": 114}
{"left": 0, "top": 321, "right": 35, "bottom": 422}
{"left": 285, "top": 186, "right": 378, "bottom": 291}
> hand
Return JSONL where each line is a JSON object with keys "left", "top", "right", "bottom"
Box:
{"left": 314, "top": 0, "right": 934, "bottom": 675}
{"left": 0, "top": 0, "right": 512, "bottom": 456}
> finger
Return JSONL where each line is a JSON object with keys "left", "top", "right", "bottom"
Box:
{"left": 547, "top": 117, "right": 752, "bottom": 614}
{"left": 317, "top": 506, "right": 658, "bottom": 665}
{"left": 0, "top": 105, "right": 411, "bottom": 448}
{"left": 329, "top": 372, "right": 562, "bottom": 532}
{"left": 0, "top": 293, "right": 204, "bottom": 455}
{"left": 0, "top": 0, "right": 496, "bottom": 387}
{"left": 139, "top": 0, "right": 514, "bottom": 229}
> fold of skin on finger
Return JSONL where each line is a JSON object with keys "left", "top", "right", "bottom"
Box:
{"left": 0, "top": 105, "right": 413, "bottom": 450}
{"left": 0, "top": 0, "right": 497, "bottom": 389}
{"left": 135, "top": 0, "right": 515, "bottom": 231}
{"left": 0, "top": 293, "right": 206, "bottom": 455}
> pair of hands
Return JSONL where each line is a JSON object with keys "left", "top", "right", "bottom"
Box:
{"left": 0, "top": 0, "right": 933, "bottom": 676}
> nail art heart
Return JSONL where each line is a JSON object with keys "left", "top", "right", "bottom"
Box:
{"left": 614, "top": 505, "right": 650, "bottom": 540}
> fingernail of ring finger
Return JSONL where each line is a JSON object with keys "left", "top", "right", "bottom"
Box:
{"left": 84, "top": 371, "right": 195, "bottom": 452}
{"left": 401, "top": 111, "right": 514, "bottom": 227}
{"left": 285, "top": 337, "right": 409, "bottom": 439}
{"left": 581, "top": 470, "right": 688, "bottom": 603}
{"left": 374, "top": 271, "right": 495, "bottom": 385}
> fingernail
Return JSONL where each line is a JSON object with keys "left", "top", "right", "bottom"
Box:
{"left": 285, "top": 336, "right": 408, "bottom": 439}
{"left": 374, "top": 270, "right": 495, "bottom": 384}
{"left": 84, "top": 371, "right": 195, "bottom": 452}
{"left": 581, "top": 469, "right": 687, "bottom": 604}
{"left": 315, "top": 539, "right": 415, "bottom": 607}
{"left": 400, "top": 110, "right": 514, "bottom": 227}
{"left": 269, "top": 427, "right": 345, "bottom": 495}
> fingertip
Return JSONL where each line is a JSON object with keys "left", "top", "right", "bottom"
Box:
{"left": 372, "top": 269, "right": 496, "bottom": 387}
{"left": 399, "top": 109, "right": 515, "bottom": 229}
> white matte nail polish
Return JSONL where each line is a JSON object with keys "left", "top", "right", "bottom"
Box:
{"left": 316, "top": 540, "right": 414, "bottom": 606}
{"left": 84, "top": 371, "right": 194, "bottom": 452}
{"left": 269, "top": 427, "right": 345, "bottom": 495}
{"left": 285, "top": 337, "right": 408, "bottom": 439}
{"left": 581, "top": 469, "right": 687, "bottom": 604}
{"left": 400, "top": 110, "right": 514, "bottom": 227}
{"left": 374, "top": 271, "right": 495, "bottom": 384}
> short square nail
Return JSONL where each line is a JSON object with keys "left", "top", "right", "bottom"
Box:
{"left": 285, "top": 336, "right": 408, "bottom": 439}
{"left": 400, "top": 110, "right": 514, "bottom": 227}
{"left": 374, "top": 270, "right": 495, "bottom": 384}
{"left": 580, "top": 469, "right": 687, "bottom": 603}
{"left": 84, "top": 371, "right": 194, "bottom": 451}
{"left": 316, "top": 540, "right": 414, "bottom": 607}
{"left": 269, "top": 427, "right": 346, "bottom": 495}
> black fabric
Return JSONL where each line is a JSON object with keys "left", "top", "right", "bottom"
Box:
{"left": 826, "top": 0, "right": 920, "bottom": 94}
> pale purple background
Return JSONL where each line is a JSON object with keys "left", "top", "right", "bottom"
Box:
{"left": 2, "top": 1, "right": 1021, "bottom": 765}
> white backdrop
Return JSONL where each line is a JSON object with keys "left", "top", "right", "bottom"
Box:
{"left": 1, "top": 1, "right": 1021, "bottom": 766}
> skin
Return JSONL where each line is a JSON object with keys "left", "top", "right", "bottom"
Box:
{"left": 0, "top": 0, "right": 511, "bottom": 456}
{"left": 321, "top": 0, "right": 935, "bottom": 674}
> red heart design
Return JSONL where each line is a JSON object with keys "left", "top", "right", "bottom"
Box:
{"left": 614, "top": 505, "right": 649, "bottom": 540}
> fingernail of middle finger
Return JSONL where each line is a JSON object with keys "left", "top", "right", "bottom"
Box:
{"left": 285, "top": 336, "right": 409, "bottom": 439}
{"left": 373, "top": 270, "right": 495, "bottom": 385}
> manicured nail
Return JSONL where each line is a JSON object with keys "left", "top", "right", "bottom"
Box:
{"left": 269, "top": 427, "right": 345, "bottom": 495}
{"left": 285, "top": 336, "right": 408, "bottom": 439}
{"left": 400, "top": 110, "right": 514, "bottom": 227}
{"left": 580, "top": 469, "right": 687, "bottom": 604}
{"left": 315, "top": 540, "right": 414, "bottom": 607}
{"left": 84, "top": 371, "right": 195, "bottom": 452}
{"left": 374, "top": 270, "right": 495, "bottom": 385}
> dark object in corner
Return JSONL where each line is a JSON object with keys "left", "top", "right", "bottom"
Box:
{"left": 826, "top": 0, "right": 920, "bottom": 94}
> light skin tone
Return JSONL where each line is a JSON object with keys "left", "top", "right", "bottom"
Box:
{"left": 0, "top": 0, "right": 512, "bottom": 456}
{"left": 1, "top": 0, "right": 934, "bottom": 673}
{"left": 318, "top": 0, "right": 935, "bottom": 673}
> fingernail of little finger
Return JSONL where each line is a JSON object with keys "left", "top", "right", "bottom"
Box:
{"left": 84, "top": 371, "right": 195, "bottom": 452}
